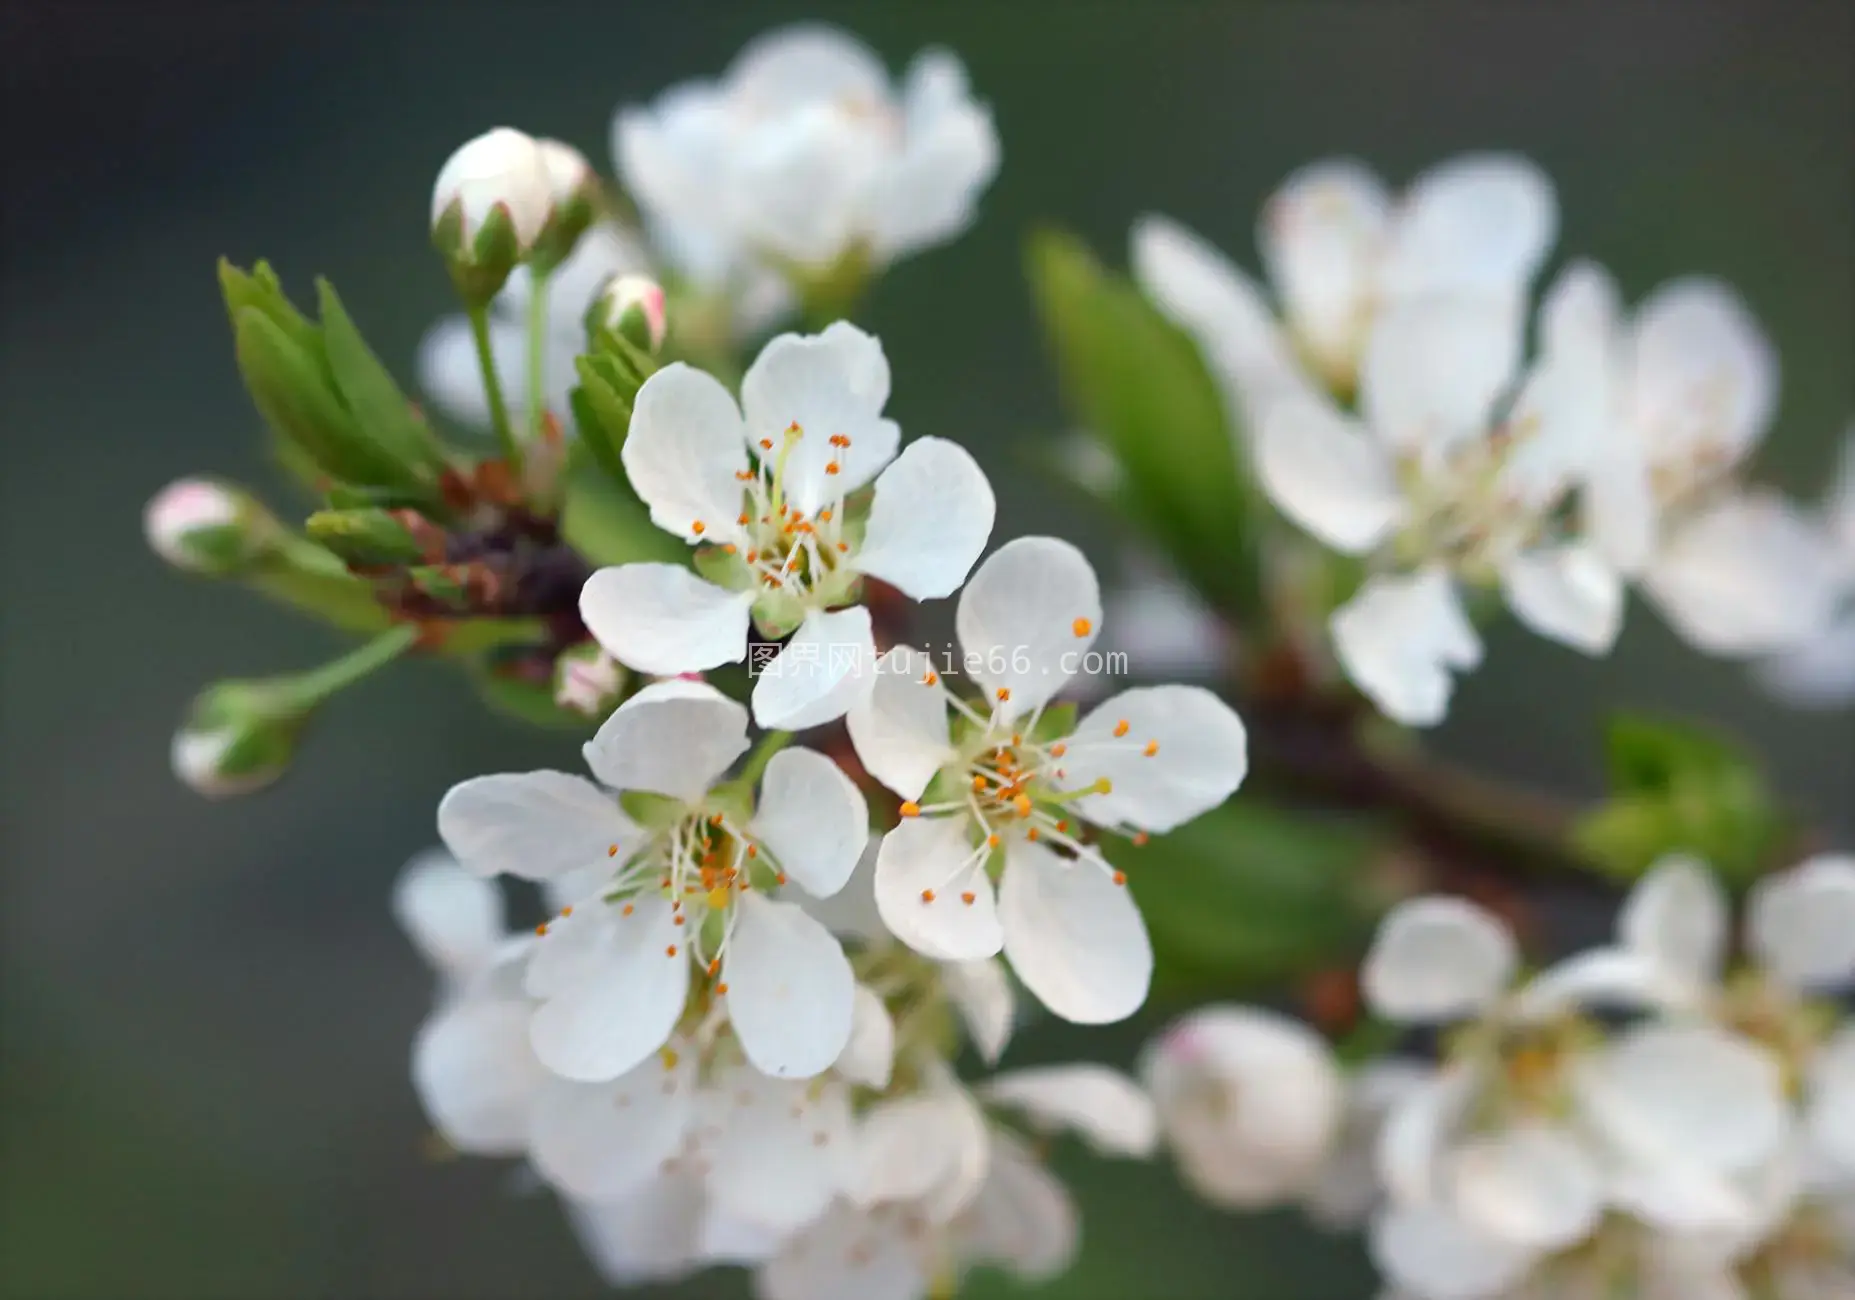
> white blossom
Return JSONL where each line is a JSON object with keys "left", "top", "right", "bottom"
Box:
{"left": 579, "top": 323, "right": 996, "bottom": 730}
{"left": 1256, "top": 272, "right": 1626, "bottom": 725}
{"left": 1758, "top": 425, "right": 1855, "bottom": 705}
{"left": 144, "top": 478, "right": 241, "bottom": 571}
{"left": 1133, "top": 153, "right": 1557, "bottom": 435}
{"left": 437, "top": 679, "right": 867, "bottom": 1083}
{"left": 1140, "top": 1004, "right": 1345, "bottom": 1208}
{"left": 615, "top": 24, "right": 998, "bottom": 292}
{"left": 847, "top": 538, "right": 1248, "bottom": 1023}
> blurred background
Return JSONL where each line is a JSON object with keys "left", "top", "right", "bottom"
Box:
{"left": 1, "top": 3, "right": 1850, "bottom": 1297}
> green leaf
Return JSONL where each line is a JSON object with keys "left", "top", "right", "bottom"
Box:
{"left": 233, "top": 309, "right": 413, "bottom": 492}
{"left": 1025, "top": 227, "right": 1261, "bottom": 619}
{"left": 1574, "top": 712, "right": 1788, "bottom": 886}
{"left": 314, "top": 279, "right": 446, "bottom": 484}
{"left": 1113, "top": 800, "right": 1385, "bottom": 999}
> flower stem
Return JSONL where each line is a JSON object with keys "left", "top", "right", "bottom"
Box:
{"left": 467, "top": 304, "right": 522, "bottom": 474}
{"left": 525, "top": 266, "right": 551, "bottom": 441}
{"left": 738, "top": 729, "right": 793, "bottom": 787}
{"left": 282, "top": 623, "right": 422, "bottom": 711}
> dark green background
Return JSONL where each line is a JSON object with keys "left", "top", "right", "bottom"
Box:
{"left": 1, "top": 3, "right": 1849, "bottom": 1297}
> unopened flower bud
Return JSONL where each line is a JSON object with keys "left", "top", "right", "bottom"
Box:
{"left": 596, "top": 274, "right": 668, "bottom": 354}
{"left": 431, "top": 128, "right": 553, "bottom": 303}
{"left": 144, "top": 477, "right": 278, "bottom": 575}
{"left": 553, "top": 646, "right": 627, "bottom": 717}
{"left": 529, "top": 139, "right": 600, "bottom": 271}
{"left": 171, "top": 681, "right": 305, "bottom": 798}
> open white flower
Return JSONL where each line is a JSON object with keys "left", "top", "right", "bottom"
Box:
{"left": 1569, "top": 276, "right": 1843, "bottom": 657}
{"left": 847, "top": 537, "right": 1248, "bottom": 1023}
{"left": 1133, "top": 153, "right": 1557, "bottom": 433}
{"left": 1140, "top": 1004, "right": 1345, "bottom": 1209}
{"left": 437, "top": 679, "right": 867, "bottom": 1083}
{"left": 580, "top": 323, "right": 995, "bottom": 731}
{"left": 392, "top": 849, "right": 549, "bottom": 1157}
{"left": 1256, "top": 272, "right": 1626, "bottom": 725}
{"left": 1758, "top": 425, "right": 1855, "bottom": 705}
{"left": 615, "top": 24, "right": 998, "bottom": 289}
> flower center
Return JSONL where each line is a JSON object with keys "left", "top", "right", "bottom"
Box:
{"left": 1393, "top": 415, "right": 1558, "bottom": 578}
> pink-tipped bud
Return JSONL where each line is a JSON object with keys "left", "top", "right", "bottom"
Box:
{"left": 144, "top": 477, "right": 273, "bottom": 575}
{"left": 597, "top": 274, "right": 668, "bottom": 353}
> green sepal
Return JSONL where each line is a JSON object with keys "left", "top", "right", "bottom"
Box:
{"left": 1027, "top": 703, "right": 1079, "bottom": 745}
{"left": 305, "top": 508, "right": 425, "bottom": 567}
{"left": 620, "top": 790, "right": 687, "bottom": 829}
{"left": 1025, "top": 228, "right": 1263, "bottom": 621}
{"left": 1116, "top": 800, "right": 1386, "bottom": 1001}
{"left": 692, "top": 544, "right": 753, "bottom": 591}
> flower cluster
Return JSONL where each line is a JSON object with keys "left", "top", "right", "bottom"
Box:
{"left": 147, "top": 14, "right": 1855, "bottom": 1300}
{"left": 1138, "top": 156, "right": 1851, "bottom": 724}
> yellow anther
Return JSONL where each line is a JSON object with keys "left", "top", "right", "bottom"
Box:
{"left": 1113, "top": 719, "right": 1130, "bottom": 737}
{"left": 1073, "top": 617, "right": 1092, "bottom": 637}
{"left": 1093, "top": 777, "right": 1114, "bottom": 795}
{"left": 707, "top": 886, "right": 730, "bottom": 910}
{"left": 1144, "top": 740, "right": 1159, "bottom": 757}
{"left": 691, "top": 520, "right": 706, "bottom": 535}
{"left": 900, "top": 801, "right": 921, "bottom": 817}
{"left": 659, "top": 1046, "right": 680, "bottom": 1071}
{"left": 920, "top": 889, "right": 936, "bottom": 903}
{"left": 1013, "top": 794, "right": 1032, "bottom": 817}
{"left": 995, "top": 688, "right": 1011, "bottom": 703}
{"left": 1112, "top": 871, "right": 1127, "bottom": 886}
{"left": 665, "top": 944, "right": 678, "bottom": 957}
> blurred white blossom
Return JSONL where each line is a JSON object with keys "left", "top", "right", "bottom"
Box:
{"left": 1758, "top": 425, "right": 1855, "bottom": 706}
{"left": 615, "top": 24, "right": 999, "bottom": 294}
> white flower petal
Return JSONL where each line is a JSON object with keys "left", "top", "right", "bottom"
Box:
{"left": 740, "top": 324, "right": 899, "bottom": 516}
{"left": 1620, "top": 854, "right": 1729, "bottom": 987}
{"left": 1627, "top": 277, "right": 1778, "bottom": 469}
{"left": 529, "top": 1051, "right": 695, "bottom": 1201}
{"left": 1259, "top": 158, "right": 1390, "bottom": 383}
{"left": 1377, "top": 1066, "right": 1479, "bottom": 1205}
{"left": 1099, "top": 567, "right": 1231, "bottom": 681}
{"left": 853, "top": 437, "right": 996, "bottom": 599}
{"left": 1303, "top": 1060, "right": 1431, "bottom": 1229}
{"left": 529, "top": 897, "right": 690, "bottom": 1082}
{"left": 1516, "top": 948, "right": 1688, "bottom": 1019}
{"left": 872, "top": 63, "right": 999, "bottom": 258}
{"left": 1756, "top": 612, "right": 1855, "bottom": 708}
{"left": 1057, "top": 685, "right": 1249, "bottom": 834}
{"left": 854, "top": 1082, "right": 990, "bottom": 1220}
{"left": 846, "top": 646, "right": 955, "bottom": 801}
{"left": 580, "top": 563, "right": 755, "bottom": 676}
{"left": 873, "top": 816, "right": 1001, "bottom": 962}
{"left": 1331, "top": 570, "right": 1483, "bottom": 728}
{"left": 940, "top": 958, "right": 1014, "bottom": 1066}
{"left": 1359, "top": 297, "right": 1523, "bottom": 455}
{"left": 756, "top": 1202, "right": 924, "bottom": 1300}
{"left": 1807, "top": 1026, "right": 1855, "bottom": 1178}
{"left": 1572, "top": 1022, "right": 1789, "bottom": 1177}
{"left": 620, "top": 363, "right": 751, "bottom": 544}
{"left": 1131, "top": 213, "right": 1309, "bottom": 431}
{"left": 1644, "top": 491, "right": 1844, "bottom": 656}
{"left": 1381, "top": 153, "right": 1557, "bottom": 299}
{"left": 1501, "top": 541, "right": 1624, "bottom": 655}
{"left": 393, "top": 848, "right": 505, "bottom": 981}
{"left": 707, "top": 1073, "right": 854, "bottom": 1232}
{"left": 1258, "top": 396, "right": 1405, "bottom": 552}
{"left": 796, "top": 835, "right": 886, "bottom": 943}
{"left": 1370, "top": 1203, "right": 1541, "bottom": 1300}
{"left": 999, "top": 836, "right": 1151, "bottom": 1025}
{"left": 582, "top": 677, "right": 750, "bottom": 803}
{"left": 955, "top": 1129, "right": 1079, "bottom": 1282}
{"left": 1363, "top": 897, "right": 1517, "bottom": 1023}
{"left": 1501, "top": 260, "right": 1620, "bottom": 503}
{"left": 566, "top": 1172, "right": 707, "bottom": 1286}
{"left": 1447, "top": 1123, "right": 1604, "bottom": 1252}
{"left": 412, "top": 996, "right": 547, "bottom": 1156}
{"left": 749, "top": 606, "right": 879, "bottom": 731}
{"left": 982, "top": 1065, "right": 1157, "bottom": 1158}
{"left": 1140, "top": 1005, "right": 1345, "bottom": 1209}
{"left": 724, "top": 892, "right": 855, "bottom": 1079}
{"left": 837, "top": 985, "right": 895, "bottom": 1089}
{"left": 437, "top": 771, "right": 636, "bottom": 882}
{"left": 749, "top": 747, "right": 868, "bottom": 898}
{"left": 1747, "top": 854, "right": 1855, "bottom": 990}
{"left": 955, "top": 536, "right": 1102, "bottom": 721}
